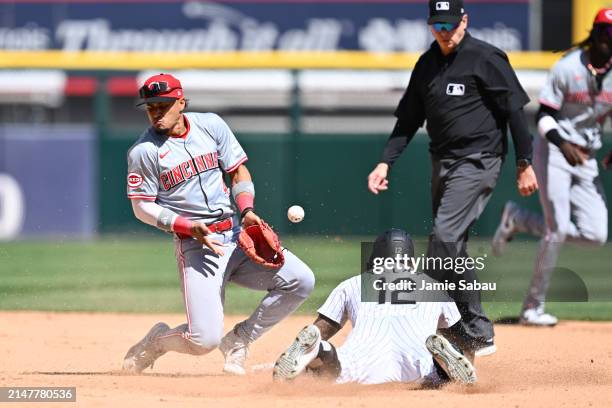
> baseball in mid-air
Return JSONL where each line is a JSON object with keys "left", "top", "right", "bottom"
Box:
{"left": 287, "top": 205, "right": 305, "bottom": 223}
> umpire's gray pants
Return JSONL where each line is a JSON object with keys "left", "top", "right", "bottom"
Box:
{"left": 426, "top": 153, "right": 502, "bottom": 350}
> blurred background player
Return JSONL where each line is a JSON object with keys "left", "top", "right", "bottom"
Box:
{"left": 273, "top": 229, "right": 477, "bottom": 386}
{"left": 492, "top": 8, "right": 612, "bottom": 326}
{"left": 367, "top": 0, "right": 538, "bottom": 355}
{"left": 122, "top": 73, "right": 315, "bottom": 375}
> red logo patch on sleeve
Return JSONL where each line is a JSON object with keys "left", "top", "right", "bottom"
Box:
{"left": 127, "top": 173, "right": 144, "bottom": 188}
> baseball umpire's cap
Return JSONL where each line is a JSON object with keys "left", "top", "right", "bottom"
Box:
{"left": 137, "top": 73, "right": 184, "bottom": 106}
{"left": 594, "top": 8, "right": 612, "bottom": 25}
{"left": 428, "top": 0, "right": 465, "bottom": 24}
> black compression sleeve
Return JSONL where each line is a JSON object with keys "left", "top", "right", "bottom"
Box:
{"left": 535, "top": 105, "right": 565, "bottom": 148}
{"left": 544, "top": 129, "right": 565, "bottom": 148}
{"left": 507, "top": 108, "right": 533, "bottom": 162}
{"left": 535, "top": 104, "right": 559, "bottom": 123}
{"left": 381, "top": 118, "right": 419, "bottom": 167}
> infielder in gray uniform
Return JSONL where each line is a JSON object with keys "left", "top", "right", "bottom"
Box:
{"left": 492, "top": 9, "right": 612, "bottom": 326}
{"left": 122, "top": 73, "right": 315, "bottom": 375}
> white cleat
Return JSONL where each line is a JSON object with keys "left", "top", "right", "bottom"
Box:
{"left": 122, "top": 322, "right": 169, "bottom": 374}
{"left": 520, "top": 308, "right": 558, "bottom": 327}
{"left": 491, "top": 201, "right": 520, "bottom": 256}
{"left": 219, "top": 329, "right": 249, "bottom": 376}
{"left": 273, "top": 325, "right": 321, "bottom": 381}
{"left": 474, "top": 339, "right": 497, "bottom": 357}
{"left": 426, "top": 334, "right": 477, "bottom": 385}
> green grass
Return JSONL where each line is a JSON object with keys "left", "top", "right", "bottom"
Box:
{"left": 0, "top": 236, "right": 611, "bottom": 320}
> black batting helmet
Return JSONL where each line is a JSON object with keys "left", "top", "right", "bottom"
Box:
{"left": 366, "top": 228, "right": 415, "bottom": 271}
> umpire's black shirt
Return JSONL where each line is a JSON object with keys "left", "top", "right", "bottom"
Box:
{"left": 385, "top": 32, "right": 529, "bottom": 162}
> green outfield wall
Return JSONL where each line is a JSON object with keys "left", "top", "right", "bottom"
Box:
{"left": 100, "top": 130, "right": 612, "bottom": 238}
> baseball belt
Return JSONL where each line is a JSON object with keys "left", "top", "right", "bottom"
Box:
{"left": 207, "top": 217, "right": 233, "bottom": 234}
{"left": 175, "top": 217, "right": 233, "bottom": 239}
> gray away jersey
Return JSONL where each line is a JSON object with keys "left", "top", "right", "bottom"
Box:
{"left": 126, "top": 112, "right": 247, "bottom": 221}
{"left": 318, "top": 275, "right": 460, "bottom": 384}
{"left": 539, "top": 49, "right": 612, "bottom": 150}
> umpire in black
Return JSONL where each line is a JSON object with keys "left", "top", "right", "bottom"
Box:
{"left": 367, "top": 0, "right": 538, "bottom": 357}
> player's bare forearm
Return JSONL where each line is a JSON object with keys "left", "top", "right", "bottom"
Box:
{"left": 229, "top": 164, "right": 261, "bottom": 226}
{"left": 313, "top": 314, "right": 343, "bottom": 341}
{"left": 229, "top": 164, "right": 252, "bottom": 186}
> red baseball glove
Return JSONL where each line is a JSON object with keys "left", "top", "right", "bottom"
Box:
{"left": 238, "top": 221, "right": 285, "bottom": 268}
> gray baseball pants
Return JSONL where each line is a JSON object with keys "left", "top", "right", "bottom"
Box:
{"left": 510, "top": 139, "right": 607, "bottom": 311}
{"left": 155, "top": 223, "right": 315, "bottom": 355}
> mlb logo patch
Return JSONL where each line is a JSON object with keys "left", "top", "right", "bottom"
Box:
{"left": 446, "top": 83, "right": 465, "bottom": 96}
{"left": 436, "top": 2, "right": 450, "bottom": 10}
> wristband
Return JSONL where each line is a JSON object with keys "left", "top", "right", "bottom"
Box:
{"left": 232, "top": 181, "right": 255, "bottom": 200}
{"left": 172, "top": 216, "right": 193, "bottom": 236}
{"left": 235, "top": 193, "right": 255, "bottom": 214}
{"left": 241, "top": 207, "right": 254, "bottom": 219}
{"left": 156, "top": 209, "right": 176, "bottom": 232}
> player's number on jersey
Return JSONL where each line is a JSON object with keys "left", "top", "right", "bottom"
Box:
{"left": 377, "top": 277, "right": 416, "bottom": 305}
{"left": 0, "top": 173, "right": 25, "bottom": 240}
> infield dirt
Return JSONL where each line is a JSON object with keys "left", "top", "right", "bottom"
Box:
{"left": 1, "top": 312, "right": 611, "bottom": 407}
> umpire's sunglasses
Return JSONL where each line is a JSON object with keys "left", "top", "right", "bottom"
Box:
{"left": 139, "top": 81, "right": 178, "bottom": 98}
{"left": 432, "top": 22, "right": 460, "bottom": 32}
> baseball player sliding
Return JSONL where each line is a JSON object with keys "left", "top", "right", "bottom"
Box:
{"left": 492, "top": 9, "right": 612, "bottom": 326}
{"left": 273, "top": 230, "right": 476, "bottom": 386}
{"left": 122, "top": 73, "right": 315, "bottom": 375}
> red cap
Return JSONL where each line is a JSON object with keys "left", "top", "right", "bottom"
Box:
{"left": 594, "top": 8, "right": 612, "bottom": 25}
{"left": 137, "top": 73, "right": 184, "bottom": 105}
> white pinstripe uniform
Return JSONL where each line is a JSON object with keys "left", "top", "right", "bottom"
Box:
{"left": 317, "top": 276, "right": 460, "bottom": 385}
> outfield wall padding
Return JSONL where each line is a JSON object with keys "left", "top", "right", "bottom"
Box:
{"left": 100, "top": 130, "right": 612, "bottom": 239}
